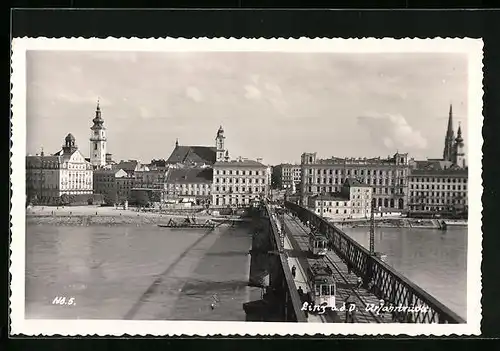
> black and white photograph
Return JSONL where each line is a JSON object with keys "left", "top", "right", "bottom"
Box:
{"left": 10, "top": 38, "right": 483, "bottom": 336}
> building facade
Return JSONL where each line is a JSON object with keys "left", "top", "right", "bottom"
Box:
{"left": 89, "top": 100, "right": 107, "bottom": 169}
{"left": 407, "top": 167, "right": 468, "bottom": 213}
{"left": 26, "top": 134, "right": 93, "bottom": 204}
{"left": 163, "top": 168, "right": 213, "bottom": 205}
{"left": 300, "top": 152, "right": 409, "bottom": 212}
{"left": 272, "top": 163, "right": 301, "bottom": 193}
{"left": 212, "top": 158, "right": 270, "bottom": 207}
{"left": 115, "top": 175, "right": 136, "bottom": 202}
{"left": 93, "top": 168, "right": 128, "bottom": 204}
{"left": 307, "top": 178, "right": 373, "bottom": 219}
{"left": 134, "top": 168, "right": 166, "bottom": 190}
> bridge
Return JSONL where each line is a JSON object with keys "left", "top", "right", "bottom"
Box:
{"left": 249, "top": 201, "right": 466, "bottom": 323}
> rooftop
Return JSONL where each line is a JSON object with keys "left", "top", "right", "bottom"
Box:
{"left": 409, "top": 168, "right": 468, "bottom": 176}
{"left": 214, "top": 159, "right": 267, "bottom": 168}
{"left": 93, "top": 168, "right": 128, "bottom": 176}
{"left": 166, "top": 167, "right": 213, "bottom": 184}
{"left": 306, "top": 152, "right": 408, "bottom": 166}
{"left": 114, "top": 160, "right": 140, "bottom": 172}
{"left": 310, "top": 192, "right": 349, "bottom": 201}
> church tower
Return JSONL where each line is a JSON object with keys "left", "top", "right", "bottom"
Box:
{"left": 453, "top": 123, "right": 466, "bottom": 168}
{"left": 442, "top": 104, "right": 455, "bottom": 162}
{"left": 89, "top": 100, "right": 107, "bottom": 168}
{"left": 215, "top": 125, "right": 226, "bottom": 162}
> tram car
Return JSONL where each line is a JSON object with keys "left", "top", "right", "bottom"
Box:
{"left": 306, "top": 262, "right": 336, "bottom": 309}
{"left": 308, "top": 231, "right": 329, "bottom": 256}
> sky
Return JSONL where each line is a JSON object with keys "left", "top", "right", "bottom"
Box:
{"left": 26, "top": 51, "right": 468, "bottom": 165}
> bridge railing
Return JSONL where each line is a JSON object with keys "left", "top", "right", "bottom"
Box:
{"left": 285, "top": 201, "right": 466, "bottom": 324}
{"left": 264, "top": 203, "right": 307, "bottom": 323}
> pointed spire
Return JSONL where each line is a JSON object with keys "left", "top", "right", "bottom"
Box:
{"left": 456, "top": 121, "right": 464, "bottom": 143}
{"left": 443, "top": 103, "right": 455, "bottom": 161}
{"left": 96, "top": 97, "right": 100, "bottom": 111}
{"left": 446, "top": 103, "right": 454, "bottom": 136}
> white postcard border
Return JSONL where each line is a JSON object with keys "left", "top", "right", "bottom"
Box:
{"left": 10, "top": 37, "right": 483, "bottom": 336}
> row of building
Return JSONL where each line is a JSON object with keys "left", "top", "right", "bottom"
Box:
{"left": 272, "top": 105, "right": 468, "bottom": 218}
{"left": 26, "top": 102, "right": 271, "bottom": 207}
{"left": 26, "top": 101, "right": 468, "bottom": 216}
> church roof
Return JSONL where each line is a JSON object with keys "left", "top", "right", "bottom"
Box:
{"left": 165, "top": 167, "right": 213, "bottom": 184}
{"left": 166, "top": 145, "right": 216, "bottom": 165}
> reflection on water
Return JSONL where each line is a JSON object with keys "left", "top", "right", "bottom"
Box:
{"left": 26, "top": 224, "right": 255, "bottom": 320}
{"left": 343, "top": 226, "right": 467, "bottom": 320}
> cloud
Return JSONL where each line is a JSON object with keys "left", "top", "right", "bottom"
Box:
{"left": 186, "top": 86, "right": 203, "bottom": 102}
{"left": 138, "top": 106, "right": 152, "bottom": 119}
{"left": 56, "top": 91, "right": 100, "bottom": 104}
{"left": 244, "top": 85, "right": 262, "bottom": 100}
{"left": 357, "top": 113, "right": 427, "bottom": 151}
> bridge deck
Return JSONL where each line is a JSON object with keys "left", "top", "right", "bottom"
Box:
{"left": 283, "top": 234, "right": 327, "bottom": 323}
{"left": 283, "top": 214, "right": 393, "bottom": 323}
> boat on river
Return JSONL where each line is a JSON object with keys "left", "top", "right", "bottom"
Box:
{"left": 158, "top": 217, "right": 217, "bottom": 229}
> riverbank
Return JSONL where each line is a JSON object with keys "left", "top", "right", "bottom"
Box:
{"left": 26, "top": 205, "right": 213, "bottom": 226}
{"left": 331, "top": 217, "right": 467, "bottom": 229}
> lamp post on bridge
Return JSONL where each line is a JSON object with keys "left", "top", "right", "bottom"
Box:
{"left": 369, "top": 199, "right": 375, "bottom": 255}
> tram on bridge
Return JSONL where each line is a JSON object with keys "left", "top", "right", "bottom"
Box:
{"left": 306, "top": 262, "right": 336, "bottom": 309}
{"left": 308, "top": 231, "right": 329, "bottom": 256}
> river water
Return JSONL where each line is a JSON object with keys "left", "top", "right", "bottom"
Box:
{"left": 342, "top": 226, "right": 467, "bottom": 320}
{"left": 26, "top": 224, "right": 259, "bottom": 320}
{"left": 25, "top": 223, "right": 467, "bottom": 321}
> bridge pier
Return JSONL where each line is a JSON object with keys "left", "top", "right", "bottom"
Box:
{"left": 244, "top": 204, "right": 306, "bottom": 322}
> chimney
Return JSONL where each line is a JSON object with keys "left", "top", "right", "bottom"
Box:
{"left": 256, "top": 157, "right": 263, "bottom": 164}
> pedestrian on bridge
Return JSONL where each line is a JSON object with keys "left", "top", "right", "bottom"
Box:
{"left": 297, "top": 286, "right": 304, "bottom": 299}
{"left": 291, "top": 265, "right": 297, "bottom": 279}
{"left": 347, "top": 262, "right": 353, "bottom": 275}
{"left": 345, "top": 302, "right": 357, "bottom": 323}
{"left": 355, "top": 276, "right": 363, "bottom": 290}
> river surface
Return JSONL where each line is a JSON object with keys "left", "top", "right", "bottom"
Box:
{"left": 26, "top": 223, "right": 467, "bottom": 321}
{"left": 26, "top": 224, "right": 259, "bottom": 320}
{"left": 342, "top": 226, "right": 467, "bottom": 320}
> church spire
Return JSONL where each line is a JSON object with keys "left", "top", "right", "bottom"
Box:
{"left": 446, "top": 104, "right": 454, "bottom": 136}
{"left": 91, "top": 98, "right": 104, "bottom": 130}
{"left": 443, "top": 104, "right": 455, "bottom": 161}
{"left": 456, "top": 122, "right": 463, "bottom": 143}
{"left": 90, "top": 99, "right": 107, "bottom": 168}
